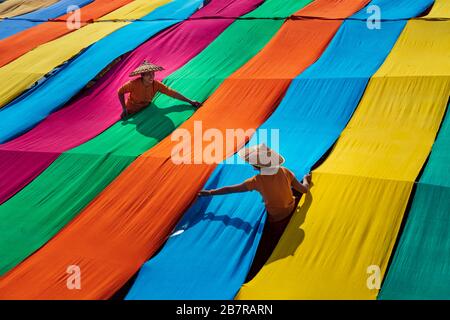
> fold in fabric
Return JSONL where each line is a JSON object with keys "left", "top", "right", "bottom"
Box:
{"left": 126, "top": 0, "right": 432, "bottom": 300}
{"left": 237, "top": 2, "right": 450, "bottom": 299}
{"left": 0, "top": 0, "right": 93, "bottom": 40}
{"left": 0, "top": 0, "right": 206, "bottom": 204}
{"left": 0, "top": 0, "right": 142, "bottom": 110}
{"left": 0, "top": 0, "right": 371, "bottom": 300}
{"left": 0, "top": 0, "right": 270, "bottom": 280}
{"left": 0, "top": 0, "right": 58, "bottom": 18}
{"left": 379, "top": 2, "right": 450, "bottom": 301}
{"left": 425, "top": 0, "right": 450, "bottom": 19}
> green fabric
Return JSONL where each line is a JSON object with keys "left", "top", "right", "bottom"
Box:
{"left": 0, "top": 0, "right": 313, "bottom": 276}
{"left": 380, "top": 105, "right": 450, "bottom": 299}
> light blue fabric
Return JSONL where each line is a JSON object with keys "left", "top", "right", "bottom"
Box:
{"left": 0, "top": 0, "right": 93, "bottom": 40}
{"left": 351, "top": 0, "right": 432, "bottom": 19}
{"left": 125, "top": 0, "right": 434, "bottom": 300}
{"left": 0, "top": 0, "right": 204, "bottom": 143}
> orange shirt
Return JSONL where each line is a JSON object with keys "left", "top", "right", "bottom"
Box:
{"left": 244, "top": 167, "right": 296, "bottom": 222}
{"left": 118, "top": 78, "right": 177, "bottom": 114}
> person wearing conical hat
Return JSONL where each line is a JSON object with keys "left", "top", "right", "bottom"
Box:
{"left": 199, "top": 143, "right": 312, "bottom": 281}
{"left": 118, "top": 60, "right": 202, "bottom": 119}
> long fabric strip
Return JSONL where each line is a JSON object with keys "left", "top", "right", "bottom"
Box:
{"left": 236, "top": 0, "right": 450, "bottom": 300}
{"left": 0, "top": 0, "right": 143, "bottom": 110}
{"left": 0, "top": 0, "right": 58, "bottom": 18}
{"left": 0, "top": 0, "right": 275, "bottom": 279}
{"left": 379, "top": 104, "right": 450, "bottom": 300}
{"left": 0, "top": 0, "right": 370, "bottom": 300}
{"left": 0, "top": 0, "right": 207, "bottom": 204}
{"left": 0, "top": 0, "right": 93, "bottom": 40}
{"left": 379, "top": 2, "right": 450, "bottom": 301}
{"left": 0, "top": 0, "right": 211, "bottom": 274}
{"left": 0, "top": 0, "right": 131, "bottom": 68}
{"left": 0, "top": 0, "right": 175, "bottom": 139}
{"left": 126, "top": 0, "right": 434, "bottom": 300}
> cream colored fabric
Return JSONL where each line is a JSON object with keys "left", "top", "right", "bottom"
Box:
{"left": 0, "top": 0, "right": 59, "bottom": 18}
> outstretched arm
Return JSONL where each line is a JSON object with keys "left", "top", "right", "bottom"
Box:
{"left": 199, "top": 182, "right": 248, "bottom": 196}
{"left": 159, "top": 83, "right": 202, "bottom": 107}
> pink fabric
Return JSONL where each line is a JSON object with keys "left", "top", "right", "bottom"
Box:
{"left": 0, "top": 0, "right": 263, "bottom": 204}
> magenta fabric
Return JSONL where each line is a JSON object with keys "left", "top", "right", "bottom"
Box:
{"left": 0, "top": 0, "right": 263, "bottom": 204}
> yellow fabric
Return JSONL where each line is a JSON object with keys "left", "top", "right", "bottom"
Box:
{"left": 0, "top": 0, "right": 58, "bottom": 18}
{"left": 236, "top": 8, "right": 450, "bottom": 299}
{"left": 426, "top": 0, "right": 450, "bottom": 18}
{"left": 0, "top": 0, "right": 171, "bottom": 108}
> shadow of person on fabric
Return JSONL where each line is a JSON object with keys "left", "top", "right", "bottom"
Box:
{"left": 245, "top": 186, "right": 313, "bottom": 282}
{"left": 120, "top": 102, "right": 195, "bottom": 141}
{"left": 270, "top": 190, "right": 313, "bottom": 260}
{"left": 191, "top": 212, "right": 254, "bottom": 234}
{"left": 192, "top": 167, "right": 261, "bottom": 235}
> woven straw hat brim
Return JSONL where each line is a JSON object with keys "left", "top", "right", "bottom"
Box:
{"left": 238, "top": 144, "right": 285, "bottom": 168}
{"left": 129, "top": 63, "right": 164, "bottom": 77}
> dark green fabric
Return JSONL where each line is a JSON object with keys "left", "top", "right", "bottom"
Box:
{"left": 380, "top": 105, "right": 450, "bottom": 299}
{"left": 0, "top": 0, "right": 313, "bottom": 275}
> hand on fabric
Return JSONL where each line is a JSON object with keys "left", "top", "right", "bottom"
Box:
{"left": 304, "top": 173, "right": 312, "bottom": 183}
{"left": 190, "top": 100, "right": 202, "bottom": 108}
{"left": 302, "top": 173, "right": 312, "bottom": 192}
{"left": 198, "top": 190, "right": 212, "bottom": 196}
{"left": 120, "top": 110, "right": 129, "bottom": 120}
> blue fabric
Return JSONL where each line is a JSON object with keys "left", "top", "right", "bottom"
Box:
{"left": 0, "top": 0, "right": 204, "bottom": 143}
{"left": 351, "top": 0, "right": 433, "bottom": 19}
{"left": 125, "top": 0, "right": 434, "bottom": 300}
{"left": 0, "top": 0, "right": 93, "bottom": 40}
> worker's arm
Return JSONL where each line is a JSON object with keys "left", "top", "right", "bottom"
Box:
{"left": 291, "top": 173, "right": 312, "bottom": 194}
{"left": 158, "top": 82, "right": 202, "bottom": 108}
{"left": 118, "top": 82, "right": 131, "bottom": 119}
{"left": 199, "top": 182, "right": 248, "bottom": 196}
{"left": 118, "top": 92, "right": 128, "bottom": 119}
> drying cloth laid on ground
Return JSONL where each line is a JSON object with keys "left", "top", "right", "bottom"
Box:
{"left": 0, "top": 0, "right": 140, "bottom": 110}
{"left": 0, "top": 0, "right": 174, "bottom": 135}
{"left": 379, "top": 1, "right": 450, "bottom": 301}
{"left": 0, "top": 0, "right": 58, "bottom": 18}
{"left": 0, "top": 0, "right": 250, "bottom": 206}
{"left": 126, "top": 0, "right": 429, "bottom": 300}
{"left": 0, "top": 0, "right": 264, "bottom": 278}
{"left": 379, "top": 104, "right": 450, "bottom": 300}
{"left": 0, "top": 0, "right": 371, "bottom": 300}
{"left": 0, "top": 0, "right": 207, "bottom": 204}
{"left": 0, "top": 0, "right": 132, "bottom": 68}
{"left": 0, "top": 0, "right": 93, "bottom": 40}
{"left": 237, "top": 0, "right": 450, "bottom": 300}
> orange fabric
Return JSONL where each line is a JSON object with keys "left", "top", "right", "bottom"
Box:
{"left": 244, "top": 167, "right": 296, "bottom": 222}
{"left": 118, "top": 78, "right": 177, "bottom": 114}
{"left": 0, "top": 0, "right": 133, "bottom": 68}
{"left": 0, "top": 0, "right": 370, "bottom": 299}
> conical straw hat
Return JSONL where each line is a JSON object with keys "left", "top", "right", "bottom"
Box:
{"left": 129, "top": 60, "right": 164, "bottom": 77}
{"left": 238, "top": 143, "right": 285, "bottom": 168}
